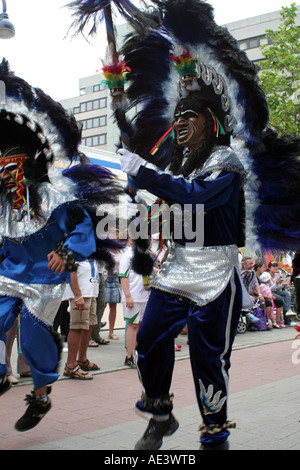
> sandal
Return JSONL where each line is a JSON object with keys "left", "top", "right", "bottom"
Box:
{"left": 63, "top": 364, "right": 93, "bottom": 380}
{"left": 77, "top": 359, "right": 100, "bottom": 371}
{"left": 97, "top": 337, "right": 110, "bottom": 345}
{"left": 88, "top": 340, "right": 99, "bottom": 348}
{"left": 108, "top": 334, "right": 120, "bottom": 340}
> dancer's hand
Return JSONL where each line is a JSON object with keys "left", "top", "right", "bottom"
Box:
{"left": 117, "top": 148, "right": 144, "bottom": 176}
{"left": 47, "top": 251, "right": 65, "bottom": 274}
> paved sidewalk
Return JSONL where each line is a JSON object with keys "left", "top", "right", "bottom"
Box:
{"left": 1, "top": 326, "right": 300, "bottom": 451}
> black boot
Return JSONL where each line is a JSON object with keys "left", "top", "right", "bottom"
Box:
{"left": 15, "top": 386, "right": 52, "bottom": 432}
{"left": 200, "top": 440, "right": 230, "bottom": 450}
{"left": 134, "top": 413, "right": 179, "bottom": 450}
{"left": 0, "top": 374, "right": 11, "bottom": 396}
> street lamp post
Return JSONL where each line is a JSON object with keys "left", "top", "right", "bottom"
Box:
{"left": 0, "top": 0, "right": 15, "bottom": 39}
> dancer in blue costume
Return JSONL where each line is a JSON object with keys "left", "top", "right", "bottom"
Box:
{"left": 67, "top": 0, "right": 300, "bottom": 450}
{"left": 118, "top": 73, "right": 246, "bottom": 451}
{"left": 0, "top": 59, "right": 122, "bottom": 431}
{"left": 116, "top": 0, "right": 300, "bottom": 450}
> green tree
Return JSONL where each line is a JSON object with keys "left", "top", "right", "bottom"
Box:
{"left": 259, "top": 3, "right": 300, "bottom": 136}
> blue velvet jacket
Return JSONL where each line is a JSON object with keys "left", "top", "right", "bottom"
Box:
{"left": 135, "top": 146, "right": 245, "bottom": 247}
{"left": 0, "top": 202, "right": 96, "bottom": 285}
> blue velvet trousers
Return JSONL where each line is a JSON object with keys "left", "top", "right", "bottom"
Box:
{"left": 0, "top": 296, "right": 59, "bottom": 390}
{"left": 135, "top": 269, "right": 242, "bottom": 445}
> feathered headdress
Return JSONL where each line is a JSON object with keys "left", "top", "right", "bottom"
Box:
{"left": 170, "top": 49, "right": 198, "bottom": 78}
{"left": 101, "top": 59, "right": 130, "bottom": 90}
{"left": 121, "top": 0, "right": 269, "bottom": 162}
{"left": 120, "top": 0, "right": 300, "bottom": 253}
{"left": 66, "top": 0, "right": 300, "bottom": 255}
{"left": 0, "top": 58, "right": 81, "bottom": 166}
{"left": 120, "top": 26, "right": 175, "bottom": 169}
{"left": 0, "top": 58, "right": 124, "bottom": 268}
{"left": 67, "top": 0, "right": 161, "bottom": 37}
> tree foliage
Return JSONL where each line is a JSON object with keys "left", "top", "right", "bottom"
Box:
{"left": 259, "top": 3, "right": 300, "bottom": 136}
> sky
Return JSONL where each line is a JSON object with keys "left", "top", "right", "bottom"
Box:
{"left": 0, "top": 0, "right": 297, "bottom": 101}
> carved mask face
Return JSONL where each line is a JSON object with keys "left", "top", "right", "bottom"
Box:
{"left": 174, "top": 108, "right": 206, "bottom": 150}
{"left": 0, "top": 163, "right": 18, "bottom": 190}
{"left": 0, "top": 152, "right": 28, "bottom": 209}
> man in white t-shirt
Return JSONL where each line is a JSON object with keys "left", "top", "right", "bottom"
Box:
{"left": 119, "top": 240, "right": 150, "bottom": 368}
{"left": 63, "top": 259, "right": 100, "bottom": 379}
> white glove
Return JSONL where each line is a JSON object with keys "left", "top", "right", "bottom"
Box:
{"left": 117, "top": 148, "right": 144, "bottom": 177}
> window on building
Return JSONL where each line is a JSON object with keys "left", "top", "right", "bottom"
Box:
{"left": 259, "top": 37, "right": 268, "bottom": 46}
{"left": 93, "top": 83, "right": 106, "bottom": 92}
{"left": 249, "top": 38, "right": 259, "bottom": 49}
{"left": 93, "top": 116, "right": 107, "bottom": 127}
{"left": 99, "top": 115, "right": 107, "bottom": 126}
{"left": 238, "top": 34, "right": 272, "bottom": 51}
{"left": 79, "top": 98, "right": 107, "bottom": 114}
{"left": 78, "top": 115, "right": 107, "bottom": 130}
{"left": 93, "top": 117, "right": 100, "bottom": 127}
{"left": 99, "top": 134, "right": 106, "bottom": 145}
{"left": 82, "top": 133, "right": 107, "bottom": 147}
{"left": 86, "top": 118, "right": 93, "bottom": 129}
{"left": 239, "top": 41, "right": 248, "bottom": 51}
{"left": 99, "top": 98, "right": 107, "bottom": 108}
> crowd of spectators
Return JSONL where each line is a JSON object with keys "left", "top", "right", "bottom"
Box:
{"left": 240, "top": 254, "right": 297, "bottom": 330}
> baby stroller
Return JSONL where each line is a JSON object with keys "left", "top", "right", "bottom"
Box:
{"left": 237, "top": 300, "right": 267, "bottom": 334}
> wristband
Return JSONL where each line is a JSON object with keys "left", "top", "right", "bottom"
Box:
{"left": 54, "top": 240, "right": 78, "bottom": 272}
{"left": 74, "top": 296, "right": 83, "bottom": 302}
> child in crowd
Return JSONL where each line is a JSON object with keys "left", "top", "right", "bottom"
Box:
{"left": 259, "top": 272, "right": 281, "bottom": 329}
{"left": 119, "top": 238, "right": 150, "bottom": 368}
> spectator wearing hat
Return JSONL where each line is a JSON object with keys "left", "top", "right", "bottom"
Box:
{"left": 259, "top": 272, "right": 281, "bottom": 329}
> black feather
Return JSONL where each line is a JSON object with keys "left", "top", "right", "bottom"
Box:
{"left": 252, "top": 130, "right": 300, "bottom": 251}
{"left": 66, "top": 0, "right": 161, "bottom": 37}
{"left": 63, "top": 162, "right": 126, "bottom": 269}
{"left": 121, "top": 29, "right": 173, "bottom": 168}
{"left": 131, "top": 239, "right": 156, "bottom": 276}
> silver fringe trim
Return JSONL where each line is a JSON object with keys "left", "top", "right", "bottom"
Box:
{"left": 0, "top": 181, "right": 76, "bottom": 239}
{"left": 151, "top": 243, "right": 240, "bottom": 306}
{"left": 0, "top": 275, "right": 65, "bottom": 325}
